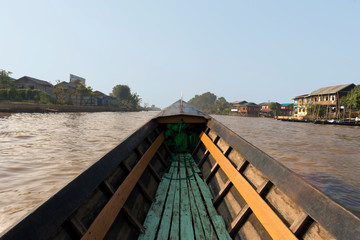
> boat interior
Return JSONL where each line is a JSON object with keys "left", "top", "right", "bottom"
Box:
{"left": 2, "top": 101, "right": 359, "bottom": 240}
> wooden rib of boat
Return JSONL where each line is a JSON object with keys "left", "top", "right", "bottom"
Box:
{"left": 1, "top": 100, "right": 359, "bottom": 240}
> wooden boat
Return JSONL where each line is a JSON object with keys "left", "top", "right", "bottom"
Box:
{"left": 1, "top": 100, "right": 359, "bottom": 240}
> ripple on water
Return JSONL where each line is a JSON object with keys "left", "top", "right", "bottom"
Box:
{"left": 0, "top": 112, "right": 359, "bottom": 233}
{"left": 212, "top": 115, "right": 360, "bottom": 218}
{"left": 0, "top": 111, "right": 159, "bottom": 232}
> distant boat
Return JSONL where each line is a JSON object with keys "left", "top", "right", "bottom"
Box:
{"left": 314, "top": 119, "right": 360, "bottom": 126}
{"left": 1, "top": 100, "right": 359, "bottom": 240}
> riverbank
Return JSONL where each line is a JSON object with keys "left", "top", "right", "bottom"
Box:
{"left": 0, "top": 102, "right": 130, "bottom": 113}
{"left": 276, "top": 115, "right": 360, "bottom": 126}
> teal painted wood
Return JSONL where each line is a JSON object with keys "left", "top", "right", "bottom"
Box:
{"left": 185, "top": 153, "right": 201, "bottom": 173}
{"left": 138, "top": 166, "right": 175, "bottom": 240}
{"left": 140, "top": 154, "right": 231, "bottom": 240}
{"left": 169, "top": 158, "right": 180, "bottom": 239}
{"left": 179, "top": 155, "right": 195, "bottom": 240}
{"left": 186, "top": 169, "right": 206, "bottom": 239}
{"left": 194, "top": 173, "right": 232, "bottom": 240}
{"left": 157, "top": 164, "right": 178, "bottom": 240}
{"left": 186, "top": 162, "right": 217, "bottom": 239}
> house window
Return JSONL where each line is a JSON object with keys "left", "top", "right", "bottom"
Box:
{"left": 331, "top": 95, "right": 335, "bottom": 101}
{"left": 325, "top": 96, "right": 329, "bottom": 101}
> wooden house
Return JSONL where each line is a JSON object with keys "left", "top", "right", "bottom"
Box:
{"left": 259, "top": 102, "right": 280, "bottom": 117}
{"left": 280, "top": 103, "right": 294, "bottom": 116}
{"left": 16, "top": 76, "right": 54, "bottom": 96}
{"left": 294, "top": 84, "right": 355, "bottom": 118}
{"left": 94, "top": 91, "right": 119, "bottom": 107}
{"left": 231, "top": 100, "right": 247, "bottom": 112}
{"left": 308, "top": 84, "right": 355, "bottom": 107}
{"left": 293, "top": 94, "right": 310, "bottom": 117}
{"left": 238, "top": 102, "right": 260, "bottom": 116}
{"left": 54, "top": 81, "right": 96, "bottom": 106}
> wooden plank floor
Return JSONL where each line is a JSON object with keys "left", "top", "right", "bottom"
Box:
{"left": 139, "top": 154, "right": 231, "bottom": 240}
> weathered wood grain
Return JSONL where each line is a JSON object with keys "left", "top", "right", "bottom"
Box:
{"left": 200, "top": 132, "right": 297, "bottom": 240}
{"left": 81, "top": 132, "right": 165, "bottom": 240}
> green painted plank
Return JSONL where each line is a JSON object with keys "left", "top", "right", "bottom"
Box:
{"left": 186, "top": 160, "right": 217, "bottom": 240}
{"left": 194, "top": 173, "right": 232, "bottom": 240}
{"left": 179, "top": 155, "right": 195, "bottom": 240}
{"left": 186, "top": 153, "right": 201, "bottom": 173}
{"left": 169, "top": 158, "right": 181, "bottom": 240}
{"left": 157, "top": 164, "right": 179, "bottom": 240}
{"left": 138, "top": 165, "right": 175, "bottom": 240}
{"left": 186, "top": 168, "right": 206, "bottom": 240}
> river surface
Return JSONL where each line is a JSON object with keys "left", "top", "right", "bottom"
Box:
{"left": 0, "top": 112, "right": 359, "bottom": 233}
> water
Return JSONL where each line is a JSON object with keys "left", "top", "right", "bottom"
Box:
{"left": 213, "top": 115, "right": 360, "bottom": 218}
{"left": 0, "top": 111, "right": 159, "bottom": 233}
{"left": 0, "top": 112, "right": 359, "bottom": 233}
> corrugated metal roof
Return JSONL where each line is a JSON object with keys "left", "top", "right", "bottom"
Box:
{"left": 293, "top": 94, "right": 309, "bottom": 99}
{"left": 240, "top": 102, "right": 259, "bottom": 107}
{"left": 232, "top": 100, "right": 247, "bottom": 104}
{"left": 309, "top": 84, "right": 354, "bottom": 96}
{"left": 17, "top": 76, "right": 53, "bottom": 86}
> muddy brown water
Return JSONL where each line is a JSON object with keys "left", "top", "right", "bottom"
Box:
{"left": 0, "top": 112, "right": 359, "bottom": 233}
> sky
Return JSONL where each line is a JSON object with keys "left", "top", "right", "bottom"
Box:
{"left": 1, "top": 1, "right": 359, "bottom": 108}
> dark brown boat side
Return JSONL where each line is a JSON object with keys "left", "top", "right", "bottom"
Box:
{"left": 1, "top": 100, "right": 359, "bottom": 240}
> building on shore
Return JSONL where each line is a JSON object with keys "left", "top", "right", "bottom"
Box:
{"left": 231, "top": 100, "right": 247, "bottom": 112}
{"left": 259, "top": 102, "right": 273, "bottom": 117}
{"left": 293, "top": 94, "right": 310, "bottom": 117}
{"left": 238, "top": 102, "right": 260, "bottom": 117}
{"left": 294, "top": 83, "right": 355, "bottom": 118}
{"left": 94, "top": 91, "right": 119, "bottom": 107}
{"left": 280, "top": 103, "right": 294, "bottom": 116}
{"left": 54, "top": 81, "right": 97, "bottom": 106}
{"left": 293, "top": 83, "right": 355, "bottom": 118}
{"left": 16, "top": 76, "right": 54, "bottom": 96}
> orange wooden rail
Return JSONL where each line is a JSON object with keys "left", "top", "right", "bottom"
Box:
{"left": 81, "top": 132, "right": 165, "bottom": 240}
{"left": 200, "top": 132, "right": 297, "bottom": 240}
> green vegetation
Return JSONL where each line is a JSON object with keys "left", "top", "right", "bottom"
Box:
{"left": 0, "top": 70, "right": 16, "bottom": 89}
{"left": 0, "top": 89, "right": 56, "bottom": 104}
{"left": 268, "top": 102, "right": 280, "bottom": 116}
{"left": 188, "top": 92, "right": 231, "bottom": 114}
{"left": 111, "top": 84, "right": 141, "bottom": 110}
{"left": 341, "top": 85, "right": 360, "bottom": 111}
{"left": 0, "top": 69, "right": 157, "bottom": 111}
{"left": 53, "top": 80, "right": 67, "bottom": 104}
{"left": 306, "top": 104, "right": 328, "bottom": 119}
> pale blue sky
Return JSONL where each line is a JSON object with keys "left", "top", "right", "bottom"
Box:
{"left": 1, "top": 1, "right": 359, "bottom": 108}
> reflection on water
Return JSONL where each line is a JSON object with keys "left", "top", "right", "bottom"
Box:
{"left": 0, "top": 111, "right": 158, "bottom": 233}
{"left": 213, "top": 115, "right": 360, "bottom": 218}
{"left": 0, "top": 113, "right": 359, "bottom": 233}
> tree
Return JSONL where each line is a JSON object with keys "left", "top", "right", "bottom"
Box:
{"left": 188, "top": 92, "right": 230, "bottom": 114}
{"left": 130, "top": 92, "right": 141, "bottom": 109}
{"left": 76, "top": 81, "right": 93, "bottom": 105}
{"left": 111, "top": 84, "right": 141, "bottom": 110}
{"left": 341, "top": 85, "right": 360, "bottom": 110}
{"left": 215, "top": 97, "right": 231, "bottom": 114}
{"left": 188, "top": 92, "right": 217, "bottom": 113}
{"left": 53, "top": 80, "right": 67, "bottom": 104}
{"left": 269, "top": 102, "right": 280, "bottom": 116}
{"left": 0, "top": 70, "right": 16, "bottom": 89}
{"left": 111, "top": 85, "right": 132, "bottom": 101}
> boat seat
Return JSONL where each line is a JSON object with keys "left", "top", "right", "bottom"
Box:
{"left": 138, "top": 153, "right": 231, "bottom": 240}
